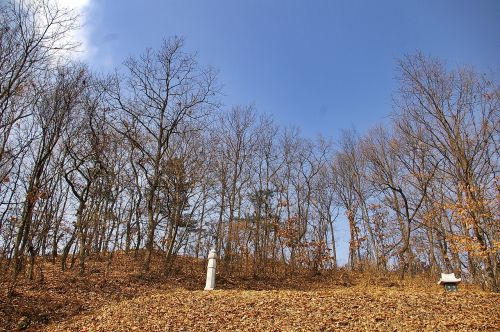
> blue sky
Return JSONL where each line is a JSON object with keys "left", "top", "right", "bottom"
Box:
{"left": 71, "top": 0, "right": 500, "bottom": 264}
{"left": 80, "top": 0, "right": 500, "bottom": 138}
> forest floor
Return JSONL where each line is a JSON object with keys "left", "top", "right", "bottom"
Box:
{"left": 1, "top": 252, "right": 499, "bottom": 331}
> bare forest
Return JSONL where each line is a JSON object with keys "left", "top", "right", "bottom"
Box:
{"left": 0, "top": 1, "right": 499, "bottom": 330}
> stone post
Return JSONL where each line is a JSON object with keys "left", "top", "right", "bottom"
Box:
{"left": 204, "top": 249, "right": 217, "bottom": 290}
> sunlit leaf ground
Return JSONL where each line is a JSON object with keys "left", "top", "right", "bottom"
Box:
{"left": 43, "top": 287, "right": 499, "bottom": 331}
{"left": 2, "top": 254, "right": 498, "bottom": 331}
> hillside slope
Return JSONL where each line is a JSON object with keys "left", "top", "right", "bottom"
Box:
{"left": 43, "top": 287, "right": 499, "bottom": 331}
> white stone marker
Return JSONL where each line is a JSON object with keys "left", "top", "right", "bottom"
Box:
{"left": 204, "top": 249, "right": 217, "bottom": 290}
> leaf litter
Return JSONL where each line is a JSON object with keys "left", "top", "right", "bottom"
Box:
{"left": 42, "top": 286, "right": 499, "bottom": 331}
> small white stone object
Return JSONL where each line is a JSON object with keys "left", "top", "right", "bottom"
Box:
{"left": 204, "top": 249, "right": 217, "bottom": 290}
{"left": 437, "top": 273, "right": 461, "bottom": 285}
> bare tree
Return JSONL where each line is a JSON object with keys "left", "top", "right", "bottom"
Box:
{"left": 0, "top": 0, "right": 79, "bottom": 173}
{"left": 108, "top": 37, "right": 219, "bottom": 271}
{"left": 212, "top": 106, "right": 257, "bottom": 269}
{"left": 394, "top": 53, "right": 499, "bottom": 290}
{"left": 11, "top": 64, "right": 86, "bottom": 283}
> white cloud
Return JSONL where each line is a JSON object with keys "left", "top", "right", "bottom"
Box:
{"left": 19, "top": 0, "right": 96, "bottom": 60}
{"left": 54, "top": 0, "right": 95, "bottom": 60}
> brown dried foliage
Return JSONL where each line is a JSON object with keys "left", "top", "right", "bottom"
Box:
{"left": 1, "top": 253, "right": 498, "bottom": 331}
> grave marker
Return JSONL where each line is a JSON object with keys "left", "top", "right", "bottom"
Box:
{"left": 204, "top": 249, "right": 217, "bottom": 290}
